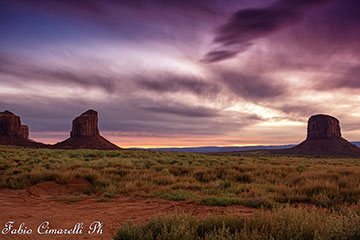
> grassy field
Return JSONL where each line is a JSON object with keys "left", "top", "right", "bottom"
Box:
{"left": 2, "top": 145, "right": 360, "bottom": 239}
{"left": 114, "top": 208, "right": 360, "bottom": 240}
{"left": 1, "top": 145, "right": 360, "bottom": 209}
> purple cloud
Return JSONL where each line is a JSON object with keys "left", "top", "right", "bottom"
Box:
{"left": 202, "top": 0, "right": 331, "bottom": 62}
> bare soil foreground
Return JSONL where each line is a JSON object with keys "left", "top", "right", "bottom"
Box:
{"left": 0, "top": 181, "right": 254, "bottom": 240}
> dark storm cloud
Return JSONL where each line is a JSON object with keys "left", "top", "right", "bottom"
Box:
{"left": 301, "top": 0, "right": 360, "bottom": 48}
{"left": 201, "top": 50, "right": 240, "bottom": 63}
{"left": 317, "top": 66, "right": 360, "bottom": 90}
{"left": 140, "top": 104, "right": 218, "bottom": 118}
{"left": 275, "top": 103, "right": 331, "bottom": 122}
{"left": 279, "top": 104, "right": 321, "bottom": 117}
{"left": 339, "top": 66, "right": 360, "bottom": 89}
{"left": 136, "top": 73, "right": 221, "bottom": 98}
{"left": 203, "top": 0, "right": 331, "bottom": 62}
{"left": 136, "top": 67, "right": 287, "bottom": 102}
{"left": 33, "top": 69, "right": 117, "bottom": 93}
{"left": 218, "top": 70, "right": 286, "bottom": 100}
{"left": 268, "top": 0, "right": 360, "bottom": 67}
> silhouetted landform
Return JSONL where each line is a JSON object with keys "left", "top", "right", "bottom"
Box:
{"left": 53, "top": 110, "right": 120, "bottom": 150}
{"left": 277, "top": 114, "right": 360, "bottom": 156}
{"left": 0, "top": 109, "right": 120, "bottom": 150}
{"left": 1, "top": 111, "right": 360, "bottom": 155}
{"left": 0, "top": 110, "right": 47, "bottom": 148}
{"left": 135, "top": 141, "right": 360, "bottom": 153}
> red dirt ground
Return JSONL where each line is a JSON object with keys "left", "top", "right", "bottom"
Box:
{"left": 0, "top": 180, "right": 255, "bottom": 240}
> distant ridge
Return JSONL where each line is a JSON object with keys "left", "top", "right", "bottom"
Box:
{"left": 133, "top": 145, "right": 296, "bottom": 153}
{"left": 134, "top": 142, "right": 360, "bottom": 154}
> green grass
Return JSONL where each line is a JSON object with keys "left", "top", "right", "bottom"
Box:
{"left": 114, "top": 208, "right": 360, "bottom": 240}
{"left": 201, "top": 196, "right": 279, "bottom": 209}
{"left": 1, "top": 145, "right": 360, "bottom": 209}
{"left": 201, "top": 196, "right": 242, "bottom": 207}
{"left": 151, "top": 190, "right": 199, "bottom": 201}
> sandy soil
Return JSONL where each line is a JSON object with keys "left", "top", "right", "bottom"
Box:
{"left": 0, "top": 180, "right": 255, "bottom": 240}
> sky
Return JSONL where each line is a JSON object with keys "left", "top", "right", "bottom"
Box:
{"left": 1, "top": 0, "right": 360, "bottom": 148}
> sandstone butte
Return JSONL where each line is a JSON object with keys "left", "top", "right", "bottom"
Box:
{"left": 278, "top": 114, "right": 360, "bottom": 156}
{"left": 1, "top": 111, "right": 360, "bottom": 155}
{"left": 0, "top": 110, "right": 120, "bottom": 150}
{"left": 53, "top": 109, "right": 120, "bottom": 150}
{"left": 0, "top": 110, "right": 47, "bottom": 148}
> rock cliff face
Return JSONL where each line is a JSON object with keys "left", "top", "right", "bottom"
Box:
{"left": 0, "top": 110, "right": 46, "bottom": 147}
{"left": 0, "top": 109, "right": 120, "bottom": 150}
{"left": 70, "top": 110, "right": 99, "bottom": 137}
{"left": 280, "top": 114, "right": 360, "bottom": 156}
{"left": 20, "top": 125, "right": 29, "bottom": 139}
{"left": 307, "top": 115, "right": 341, "bottom": 139}
{"left": 0, "top": 110, "right": 22, "bottom": 137}
{"left": 53, "top": 110, "right": 120, "bottom": 150}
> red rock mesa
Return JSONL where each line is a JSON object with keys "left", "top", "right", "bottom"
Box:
{"left": 0, "top": 110, "right": 46, "bottom": 148}
{"left": 53, "top": 110, "right": 120, "bottom": 150}
{"left": 284, "top": 114, "right": 360, "bottom": 156}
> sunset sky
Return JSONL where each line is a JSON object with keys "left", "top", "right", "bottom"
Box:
{"left": 1, "top": 0, "right": 360, "bottom": 148}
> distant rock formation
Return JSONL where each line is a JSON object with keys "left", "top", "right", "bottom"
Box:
{"left": 0, "top": 110, "right": 22, "bottom": 137}
{"left": 71, "top": 109, "right": 100, "bottom": 138}
{"left": 0, "top": 109, "right": 120, "bottom": 150}
{"left": 281, "top": 114, "right": 360, "bottom": 156}
{"left": 53, "top": 110, "right": 120, "bottom": 150}
{"left": 0, "top": 110, "right": 46, "bottom": 148}
{"left": 20, "top": 125, "right": 29, "bottom": 139}
{"left": 307, "top": 115, "right": 341, "bottom": 139}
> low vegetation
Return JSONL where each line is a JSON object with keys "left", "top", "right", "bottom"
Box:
{"left": 1, "top": 145, "right": 360, "bottom": 209}
{"left": 114, "top": 207, "right": 360, "bottom": 240}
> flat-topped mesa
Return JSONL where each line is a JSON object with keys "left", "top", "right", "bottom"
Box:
{"left": 307, "top": 114, "right": 341, "bottom": 140}
{"left": 278, "top": 114, "right": 360, "bottom": 156}
{"left": 54, "top": 109, "right": 120, "bottom": 150}
{"left": 70, "top": 109, "right": 99, "bottom": 137}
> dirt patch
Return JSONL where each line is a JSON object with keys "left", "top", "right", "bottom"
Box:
{"left": 27, "top": 179, "right": 93, "bottom": 198}
{"left": 0, "top": 181, "right": 255, "bottom": 240}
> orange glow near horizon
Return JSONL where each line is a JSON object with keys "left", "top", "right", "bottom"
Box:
{"left": 29, "top": 127, "right": 360, "bottom": 149}
{"left": 30, "top": 132, "right": 303, "bottom": 148}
